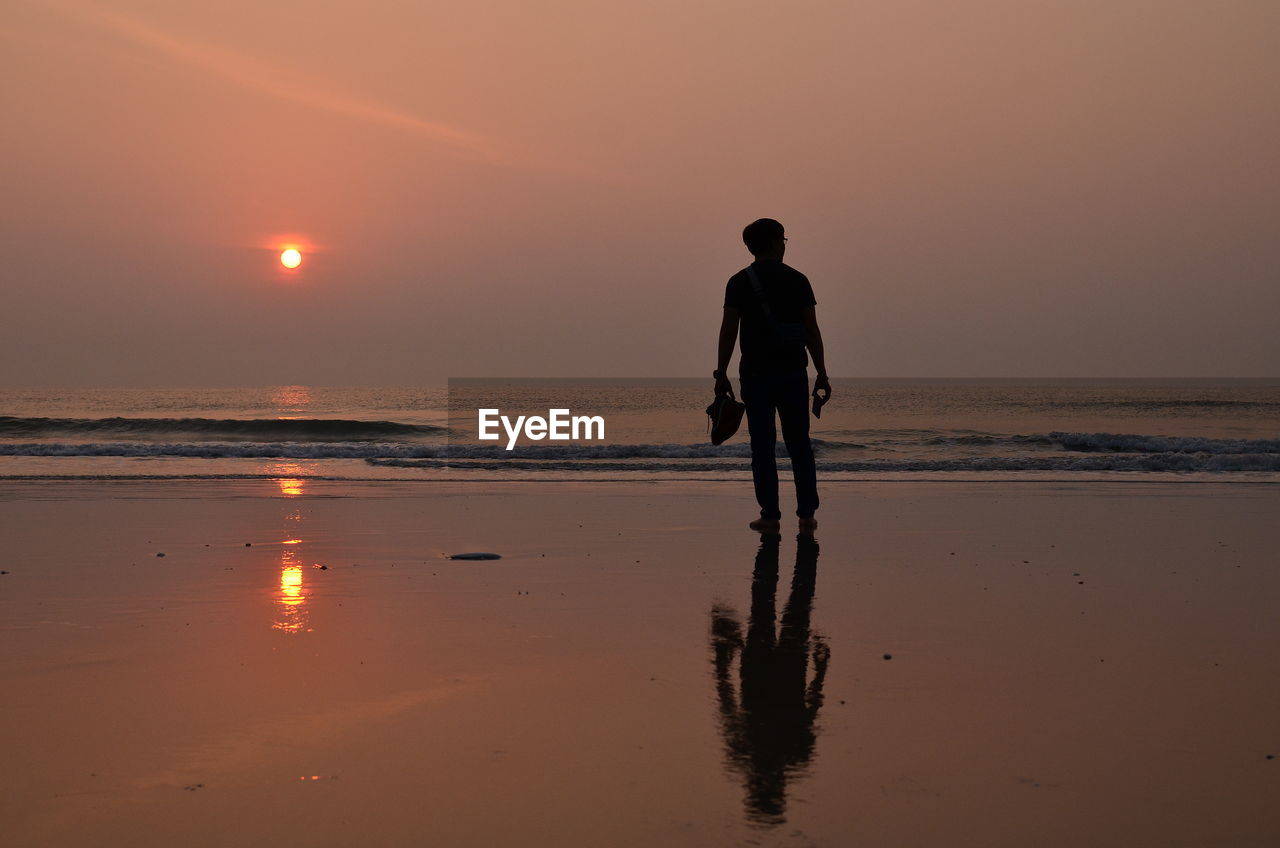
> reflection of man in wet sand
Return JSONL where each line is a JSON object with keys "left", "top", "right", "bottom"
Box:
{"left": 709, "top": 533, "right": 829, "bottom": 826}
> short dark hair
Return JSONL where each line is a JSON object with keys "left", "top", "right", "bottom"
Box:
{"left": 742, "top": 218, "right": 785, "bottom": 254}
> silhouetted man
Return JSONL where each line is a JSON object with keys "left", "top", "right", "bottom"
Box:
{"left": 715, "top": 219, "right": 830, "bottom": 532}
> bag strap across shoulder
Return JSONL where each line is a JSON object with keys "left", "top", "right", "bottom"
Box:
{"left": 744, "top": 266, "right": 776, "bottom": 321}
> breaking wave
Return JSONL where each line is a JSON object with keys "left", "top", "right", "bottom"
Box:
{"left": 1047, "top": 432, "right": 1280, "bottom": 454}
{"left": 0, "top": 441, "right": 755, "bottom": 460}
{"left": 0, "top": 416, "right": 442, "bottom": 442}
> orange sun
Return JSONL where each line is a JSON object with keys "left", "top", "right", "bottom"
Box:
{"left": 280, "top": 248, "right": 303, "bottom": 269}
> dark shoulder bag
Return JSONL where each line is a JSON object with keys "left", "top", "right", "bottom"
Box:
{"left": 745, "top": 266, "right": 810, "bottom": 348}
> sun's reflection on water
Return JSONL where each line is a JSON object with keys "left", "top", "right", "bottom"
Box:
{"left": 273, "top": 547, "right": 311, "bottom": 635}
{"left": 271, "top": 385, "right": 314, "bottom": 416}
{"left": 262, "top": 462, "right": 309, "bottom": 497}
{"left": 278, "top": 479, "right": 305, "bottom": 496}
{"left": 258, "top": 463, "right": 327, "bottom": 636}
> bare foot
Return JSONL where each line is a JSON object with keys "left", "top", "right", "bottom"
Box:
{"left": 798, "top": 517, "right": 818, "bottom": 534}
{"left": 749, "top": 518, "right": 781, "bottom": 532}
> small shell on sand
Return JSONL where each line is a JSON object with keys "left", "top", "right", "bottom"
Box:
{"left": 449, "top": 552, "right": 502, "bottom": 561}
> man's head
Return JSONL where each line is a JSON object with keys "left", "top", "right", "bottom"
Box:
{"left": 742, "top": 218, "right": 786, "bottom": 259}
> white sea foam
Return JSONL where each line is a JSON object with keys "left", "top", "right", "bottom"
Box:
{"left": 364, "top": 455, "right": 1280, "bottom": 473}
{"left": 3, "top": 432, "right": 1279, "bottom": 473}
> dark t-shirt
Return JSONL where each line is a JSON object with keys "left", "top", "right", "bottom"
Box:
{"left": 723, "top": 260, "right": 817, "bottom": 376}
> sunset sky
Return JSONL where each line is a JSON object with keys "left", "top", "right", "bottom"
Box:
{"left": 3, "top": 0, "right": 1277, "bottom": 385}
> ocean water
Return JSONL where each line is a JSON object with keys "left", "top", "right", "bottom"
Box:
{"left": 2, "top": 380, "right": 1278, "bottom": 483}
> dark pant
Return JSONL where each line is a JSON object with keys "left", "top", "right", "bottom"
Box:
{"left": 740, "top": 368, "right": 818, "bottom": 520}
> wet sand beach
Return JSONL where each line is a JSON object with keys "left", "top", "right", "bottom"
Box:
{"left": 2, "top": 480, "right": 1278, "bottom": 847}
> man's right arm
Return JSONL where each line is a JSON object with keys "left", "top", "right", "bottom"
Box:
{"left": 801, "top": 306, "right": 831, "bottom": 396}
{"left": 715, "top": 307, "right": 739, "bottom": 396}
